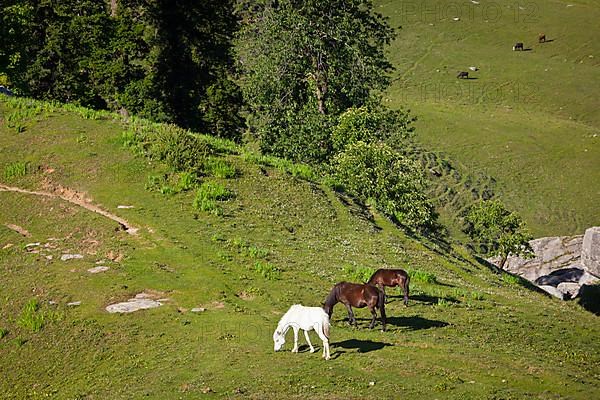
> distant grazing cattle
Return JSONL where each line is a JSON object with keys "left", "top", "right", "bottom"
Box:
{"left": 538, "top": 33, "right": 546, "bottom": 43}
{"left": 0, "top": 85, "right": 13, "bottom": 96}
{"left": 513, "top": 42, "right": 524, "bottom": 51}
{"left": 457, "top": 71, "right": 469, "bottom": 79}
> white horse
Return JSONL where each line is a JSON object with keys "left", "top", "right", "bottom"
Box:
{"left": 273, "top": 304, "right": 331, "bottom": 360}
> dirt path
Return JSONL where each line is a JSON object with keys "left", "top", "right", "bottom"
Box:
{"left": 0, "top": 183, "right": 138, "bottom": 235}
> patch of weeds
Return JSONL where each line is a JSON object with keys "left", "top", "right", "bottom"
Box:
{"left": 254, "top": 261, "right": 281, "bottom": 280}
{"left": 13, "top": 337, "right": 27, "bottom": 347}
{"left": 288, "top": 163, "right": 315, "bottom": 180}
{"left": 211, "top": 233, "right": 225, "bottom": 243}
{"left": 76, "top": 134, "right": 88, "bottom": 144}
{"left": 205, "top": 158, "right": 237, "bottom": 178}
{"left": 470, "top": 291, "right": 485, "bottom": 301}
{"left": 436, "top": 298, "right": 453, "bottom": 308}
{"left": 17, "top": 298, "right": 45, "bottom": 333}
{"left": 0, "top": 328, "right": 8, "bottom": 339}
{"left": 408, "top": 269, "right": 438, "bottom": 284}
{"left": 3, "top": 161, "right": 30, "bottom": 181}
{"left": 146, "top": 172, "right": 197, "bottom": 195}
{"left": 342, "top": 265, "right": 376, "bottom": 283}
{"left": 501, "top": 273, "right": 522, "bottom": 286}
{"left": 242, "top": 152, "right": 316, "bottom": 181}
{"left": 247, "top": 245, "right": 269, "bottom": 259}
{"left": 193, "top": 182, "right": 233, "bottom": 216}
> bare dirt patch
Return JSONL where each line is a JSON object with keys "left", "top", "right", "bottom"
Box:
{"left": 0, "top": 182, "right": 138, "bottom": 234}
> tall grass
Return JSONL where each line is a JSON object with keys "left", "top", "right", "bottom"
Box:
{"left": 193, "top": 182, "right": 233, "bottom": 216}
{"left": 17, "top": 299, "right": 44, "bottom": 333}
{"left": 342, "top": 265, "right": 376, "bottom": 283}
{"left": 254, "top": 261, "right": 281, "bottom": 280}
{"left": 3, "top": 161, "right": 30, "bottom": 181}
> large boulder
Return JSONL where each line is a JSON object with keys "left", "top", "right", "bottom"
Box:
{"left": 581, "top": 227, "right": 600, "bottom": 277}
{"left": 488, "top": 227, "right": 600, "bottom": 300}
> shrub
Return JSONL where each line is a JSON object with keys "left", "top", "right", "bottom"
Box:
{"left": 332, "top": 141, "right": 435, "bottom": 229}
{"left": 151, "top": 128, "right": 211, "bottom": 174}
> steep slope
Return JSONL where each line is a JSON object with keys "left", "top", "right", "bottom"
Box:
{"left": 0, "top": 98, "right": 598, "bottom": 399}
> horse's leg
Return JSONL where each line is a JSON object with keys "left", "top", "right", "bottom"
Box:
{"left": 291, "top": 327, "right": 299, "bottom": 353}
{"left": 304, "top": 330, "right": 315, "bottom": 353}
{"left": 315, "top": 324, "right": 330, "bottom": 360}
{"left": 345, "top": 304, "right": 356, "bottom": 326}
{"left": 368, "top": 306, "right": 377, "bottom": 329}
{"left": 403, "top": 279, "right": 409, "bottom": 306}
{"left": 380, "top": 299, "right": 387, "bottom": 332}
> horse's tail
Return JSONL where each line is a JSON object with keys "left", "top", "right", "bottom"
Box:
{"left": 377, "top": 286, "right": 387, "bottom": 330}
{"left": 322, "top": 313, "right": 330, "bottom": 339}
{"left": 403, "top": 273, "right": 410, "bottom": 305}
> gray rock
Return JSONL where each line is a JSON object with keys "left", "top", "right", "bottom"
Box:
{"left": 488, "top": 226, "right": 600, "bottom": 300}
{"left": 87, "top": 266, "right": 110, "bottom": 274}
{"left": 67, "top": 301, "right": 81, "bottom": 306}
{"left": 581, "top": 227, "right": 600, "bottom": 277}
{"left": 105, "top": 293, "right": 166, "bottom": 313}
{"left": 61, "top": 254, "right": 84, "bottom": 261}
{"left": 191, "top": 307, "right": 206, "bottom": 313}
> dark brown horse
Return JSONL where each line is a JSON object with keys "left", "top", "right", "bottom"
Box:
{"left": 368, "top": 268, "right": 410, "bottom": 306}
{"left": 323, "top": 282, "right": 386, "bottom": 331}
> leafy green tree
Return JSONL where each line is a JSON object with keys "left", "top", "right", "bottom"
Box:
{"left": 464, "top": 200, "right": 533, "bottom": 269}
{"left": 234, "top": 0, "right": 396, "bottom": 162}
{"left": 332, "top": 141, "right": 435, "bottom": 230}
{"left": 332, "top": 104, "right": 416, "bottom": 153}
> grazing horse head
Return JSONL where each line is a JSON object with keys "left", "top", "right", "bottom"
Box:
{"left": 273, "top": 327, "right": 286, "bottom": 351}
{"left": 323, "top": 285, "right": 339, "bottom": 319}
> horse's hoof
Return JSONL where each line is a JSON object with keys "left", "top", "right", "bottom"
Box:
{"left": 310, "top": 348, "right": 316, "bottom": 353}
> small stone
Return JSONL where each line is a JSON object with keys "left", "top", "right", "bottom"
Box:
{"left": 25, "top": 242, "right": 41, "bottom": 247}
{"left": 67, "top": 301, "right": 81, "bottom": 306}
{"left": 87, "top": 266, "right": 110, "bottom": 274}
{"left": 369, "top": 381, "right": 375, "bottom": 386}
{"left": 2, "top": 243, "right": 14, "bottom": 249}
{"left": 46, "top": 255, "right": 53, "bottom": 260}
{"left": 61, "top": 254, "right": 84, "bottom": 261}
{"left": 191, "top": 307, "right": 206, "bottom": 313}
{"left": 117, "top": 205, "right": 135, "bottom": 209}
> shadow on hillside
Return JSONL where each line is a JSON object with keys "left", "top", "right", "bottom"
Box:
{"left": 386, "top": 316, "right": 449, "bottom": 330}
{"left": 578, "top": 284, "right": 600, "bottom": 316}
{"left": 331, "top": 339, "right": 393, "bottom": 355}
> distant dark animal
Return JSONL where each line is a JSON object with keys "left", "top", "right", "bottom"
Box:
{"left": 323, "top": 282, "right": 386, "bottom": 331}
{"left": 513, "top": 42, "right": 524, "bottom": 51}
{"left": 0, "top": 86, "right": 13, "bottom": 96}
{"left": 368, "top": 268, "right": 410, "bottom": 306}
{"left": 538, "top": 33, "right": 546, "bottom": 43}
{"left": 457, "top": 71, "right": 469, "bottom": 79}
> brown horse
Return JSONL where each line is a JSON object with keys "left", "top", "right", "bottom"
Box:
{"left": 368, "top": 268, "right": 410, "bottom": 306}
{"left": 323, "top": 282, "right": 386, "bottom": 331}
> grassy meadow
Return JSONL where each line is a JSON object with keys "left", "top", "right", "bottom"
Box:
{"left": 1, "top": 97, "right": 599, "bottom": 399}
{"left": 378, "top": 0, "right": 600, "bottom": 236}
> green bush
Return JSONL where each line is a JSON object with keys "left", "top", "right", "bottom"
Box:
{"left": 332, "top": 105, "right": 415, "bottom": 152}
{"left": 152, "top": 128, "right": 211, "bottom": 174}
{"left": 332, "top": 141, "right": 435, "bottom": 229}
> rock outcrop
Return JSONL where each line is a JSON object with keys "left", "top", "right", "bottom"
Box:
{"left": 488, "top": 227, "right": 600, "bottom": 300}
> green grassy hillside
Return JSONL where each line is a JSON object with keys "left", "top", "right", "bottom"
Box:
{"left": 1, "top": 97, "right": 599, "bottom": 399}
{"left": 378, "top": 0, "right": 600, "bottom": 236}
